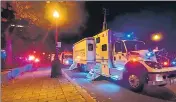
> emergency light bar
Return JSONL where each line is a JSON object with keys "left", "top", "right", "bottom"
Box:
{"left": 112, "top": 32, "right": 138, "bottom": 40}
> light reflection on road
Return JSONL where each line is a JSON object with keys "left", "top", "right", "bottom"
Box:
{"left": 63, "top": 68, "right": 176, "bottom": 102}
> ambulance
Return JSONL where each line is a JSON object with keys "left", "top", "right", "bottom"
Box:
{"left": 70, "top": 29, "right": 176, "bottom": 91}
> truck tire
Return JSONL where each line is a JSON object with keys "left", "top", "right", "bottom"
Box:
{"left": 125, "top": 72, "right": 147, "bottom": 92}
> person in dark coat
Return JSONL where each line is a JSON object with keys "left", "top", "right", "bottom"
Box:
{"left": 51, "top": 55, "right": 62, "bottom": 78}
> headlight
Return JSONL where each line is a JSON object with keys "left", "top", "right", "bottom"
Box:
{"left": 145, "top": 61, "right": 162, "bottom": 69}
{"left": 65, "top": 60, "right": 69, "bottom": 64}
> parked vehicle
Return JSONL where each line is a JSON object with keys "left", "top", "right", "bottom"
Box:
{"left": 60, "top": 52, "right": 73, "bottom": 65}
{"left": 70, "top": 29, "right": 176, "bottom": 92}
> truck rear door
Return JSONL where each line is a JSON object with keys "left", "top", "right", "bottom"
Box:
{"left": 87, "top": 40, "right": 95, "bottom": 62}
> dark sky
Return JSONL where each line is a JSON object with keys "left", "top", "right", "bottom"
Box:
{"left": 65, "top": 1, "right": 176, "bottom": 53}
{"left": 1, "top": 1, "right": 176, "bottom": 54}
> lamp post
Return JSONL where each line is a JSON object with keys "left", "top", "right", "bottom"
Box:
{"left": 51, "top": 10, "right": 61, "bottom": 78}
{"left": 53, "top": 10, "right": 60, "bottom": 59}
{"left": 152, "top": 34, "right": 162, "bottom": 42}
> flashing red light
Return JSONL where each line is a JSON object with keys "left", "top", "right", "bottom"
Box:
{"left": 35, "top": 58, "right": 40, "bottom": 63}
{"left": 28, "top": 55, "right": 35, "bottom": 61}
{"left": 33, "top": 51, "right": 36, "bottom": 53}
{"left": 43, "top": 52, "right": 45, "bottom": 55}
{"left": 163, "top": 62, "right": 168, "bottom": 66}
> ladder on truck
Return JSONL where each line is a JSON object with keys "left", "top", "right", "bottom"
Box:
{"left": 69, "top": 62, "right": 101, "bottom": 81}
{"left": 69, "top": 61, "right": 77, "bottom": 70}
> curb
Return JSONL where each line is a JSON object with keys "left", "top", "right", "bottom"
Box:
{"left": 61, "top": 69, "right": 96, "bottom": 102}
{"left": 1, "top": 64, "right": 33, "bottom": 86}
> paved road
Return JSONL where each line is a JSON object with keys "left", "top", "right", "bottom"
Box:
{"left": 1, "top": 68, "right": 90, "bottom": 102}
{"left": 63, "top": 68, "right": 176, "bottom": 102}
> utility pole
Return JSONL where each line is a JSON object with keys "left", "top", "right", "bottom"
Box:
{"left": 102, "top": 8, "right": 109, "bottom": 31}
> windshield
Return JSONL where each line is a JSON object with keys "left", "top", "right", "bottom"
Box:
{"left": 125, "top": 41, "right": 146, "bottom": 52}
{"left": 64, "top": 55, "right": 72, "bottom": 59}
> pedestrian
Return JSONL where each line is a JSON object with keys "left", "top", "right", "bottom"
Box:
{"left": 51, "top": 55, "right": 62, "bottom": 78}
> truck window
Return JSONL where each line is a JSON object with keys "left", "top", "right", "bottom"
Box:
{"left": 124, "top": 41, "right": 146, "bottom": 52}
{"left": 102, "top": 44, "right": 107, "bottom": 51}
{"left": 88, "top": 43, "right": 93, "bottom": 51}
{"left": 96, "top": 37, "right": 100, "bottom": 43}
{"left": 115, "top": 41, "right": 126, "bottom": 53}
{"left": 121, "top": 43, "right": 126, "bottom": 53}
{"left": 115, "top": 42, "right": 121, "bottom": 52}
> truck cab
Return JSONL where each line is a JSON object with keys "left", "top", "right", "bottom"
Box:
{"left": 113, "top": 40, "right": 147, "bottom": 70}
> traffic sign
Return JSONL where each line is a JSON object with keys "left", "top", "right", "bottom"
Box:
{"left": 57, "top": 42, "right": 61, "bottom": 47}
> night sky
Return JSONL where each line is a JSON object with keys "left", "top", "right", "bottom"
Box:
{"left": 1, "top": 1, "right": 176, "bottom": 54}
{"left": 65, "top": 1, "right": 176, "bottom": 53}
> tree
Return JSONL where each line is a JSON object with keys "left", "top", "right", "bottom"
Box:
{"left": 1, "top": 1, "right": 88, "bottom": 68}
{"left": 10, "top": 1, "right": 88, "bottom": 52}
{"left": 1, "top": 2, "right": 44, "bottom": 68}
{"left": 1, "top": 2, "right": 16, "bottom": 68}
{"left": 10, "top": 1, "right": 88, "bottom": 36}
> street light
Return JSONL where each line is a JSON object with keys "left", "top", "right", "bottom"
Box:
{"left": 151, "top": 33, "right": 163, "bottom": 50}
{"left": 53, "top": 10, "right": 60, "bottom": 18}
{"left": 51, "top": 10, "right": 61, "bottom": 78}
{"left": 151, "top": 33, "right": 162, "bottom": 42}
{"left": 53, "top": 10, "right": 60, "bottom": 56}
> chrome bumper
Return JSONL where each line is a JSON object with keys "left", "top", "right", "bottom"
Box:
{"left": 147, "top": 71, "right": 176, "bottom": 85}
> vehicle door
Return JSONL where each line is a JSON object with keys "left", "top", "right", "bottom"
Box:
{"left": 113, "top": 41, "right": 128, "bottom": 70}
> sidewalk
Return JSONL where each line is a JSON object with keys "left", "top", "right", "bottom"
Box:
{"left": 1, "top": 67, "right": 94, "bottom": 102}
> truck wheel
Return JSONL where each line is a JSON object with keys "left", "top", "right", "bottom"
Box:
{"left": 126, "top": 73, "right": 146, "bottom": 92}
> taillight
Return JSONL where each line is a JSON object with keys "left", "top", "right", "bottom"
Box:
{"left": 35, "top": 58, "right": 40, "bottom": 63}
{"left": 28, "top": 55, "right": 35, "bottom": 61}
{"left": 163, "top": 61, "right": 169, "bottom": 66}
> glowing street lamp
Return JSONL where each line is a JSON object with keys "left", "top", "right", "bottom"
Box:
{"left": 53, "top": 10, "right": 60, "bottom": 60}
{"left": 151, "top": 33, "right": 163, "bottom": 50}
{"left": 53, "top": 10, "right": 60, "bottom": 43}
{"left": 151, "top": 33, "right": 162, "bottom": 42}
{"left": 51, "top": 10, "right": 61, "bottom": 77}
{"left": 53, "top": 10, "right": 60, "bottom": 18}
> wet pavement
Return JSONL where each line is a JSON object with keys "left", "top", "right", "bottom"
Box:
{"left": 62, "top": 68, "right": 176, "bottom": 102}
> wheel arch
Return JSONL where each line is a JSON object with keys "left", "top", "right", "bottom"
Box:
{"left": 123, "top": 61, "right": 149, "bottom": 92}
{"left": 124, "top": 61, "right": 148, "bottom": 74}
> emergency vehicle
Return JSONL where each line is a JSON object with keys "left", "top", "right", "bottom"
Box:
{"left": 70, "top": 29, "right": 176, "bottom": 91}
{"left": 60, "top": 51, "right": 73, "bottom": 65}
